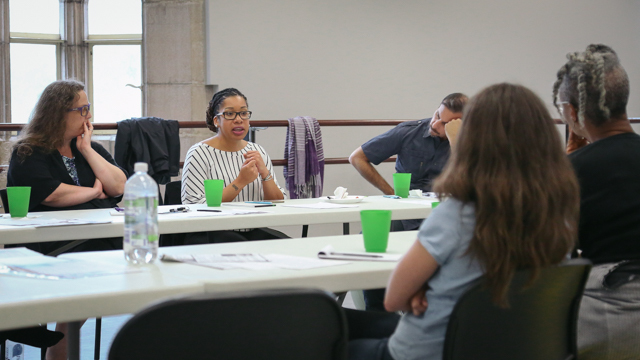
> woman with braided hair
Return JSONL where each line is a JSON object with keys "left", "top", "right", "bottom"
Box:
{"left": 181, "top": 88, "right": 287, "bottom": 243}
{"left": 553, "top": 44, "right": 640, "bottom": 359}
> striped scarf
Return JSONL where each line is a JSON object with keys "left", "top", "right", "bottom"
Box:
{"left": 284, "top": 116, "right": 325, "bottom": 199}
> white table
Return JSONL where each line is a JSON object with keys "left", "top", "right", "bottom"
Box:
{"left": 0, "top": 231, "right": 418, "bottom": 359}
{"left": 0, "top": 267, "right": 204, "bottom": 360}
{"left": 0, "top": 196, "right": 433, "bottom": 244}
{"left": 64, "top": 230, "right": 418, "bottom": 294}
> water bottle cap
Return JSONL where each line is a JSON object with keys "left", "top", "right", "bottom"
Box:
{"left": 134, "top": 162, "right": 148, "bottom": 173}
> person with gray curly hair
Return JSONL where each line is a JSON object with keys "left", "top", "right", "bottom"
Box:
{"left": 553, "top": 44, "right": 640, "bottom": 360}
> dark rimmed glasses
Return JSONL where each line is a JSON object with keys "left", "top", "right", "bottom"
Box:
{"left": 216, "top": 111, "right": 252, "bottom": 120}
{"left": 67, "top": 103, "right": 91, "bottom": 117}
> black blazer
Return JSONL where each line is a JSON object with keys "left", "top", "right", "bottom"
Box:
{"left": 114, "top": 117, "right": 180, "bottom": 184}
{"left": 7, "top": 139, "right": 126, "bottom": 212}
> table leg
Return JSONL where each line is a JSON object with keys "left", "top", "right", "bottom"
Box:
{"left": 68, "top": 321, "right": 81, "bottom": 360}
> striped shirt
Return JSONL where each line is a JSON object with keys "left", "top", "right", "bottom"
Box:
{"left": 181, "top": 142, "right": 285, "bottom": 206}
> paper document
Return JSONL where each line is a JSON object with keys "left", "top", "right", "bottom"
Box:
{"left": 111, "top": 208, "right": 270, "bottom": 217}
{"left": 399, "top": 200, "right": 438, "bottom": 206}
{"left": 0, "top": 218, "right": 112, "bottom": 227}
{"left": 282, "top": 203, "right": 359, "bottom": 209}
{"left": 318, "top": 245, "right": 402, "bottom": 262}
{"left": 162, "top": 253, "right": 269, "bottom": 263}
{"left": 222, "top": 202, "right": 276, "bottom": 208}
{"left": 160, "top": 252, "right": 348, "bottom": 270}
{"left": 0, "top": 256, "right": 142, "bottom": 280}
{"left": 0, "top": 247, "right": 44, "bottom": 259}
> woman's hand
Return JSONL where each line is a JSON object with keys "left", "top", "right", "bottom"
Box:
{"left": 566, "top": 130, "right": 590, "bottom": 154}
{"left": 410, "top": 286, "right": 429, "bottom": 316}
{"left": 237, "top": 159, "right": 259, "bottom": 186}
{"left": 93, "top": 178, "right": 108, "bottom": 199}
{"left": 384, "top": 240, "right": 439, "bottom": 313}
{"left": 76, "top": 121, "right": 94, "bottom": 154}
{"left": 243, "top": 151, "right": 268, "bottom": 178}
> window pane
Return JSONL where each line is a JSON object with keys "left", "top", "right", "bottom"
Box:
{"left": 10, "top": 43, "right": 57, "bottom": 123}
{"left": 10, "top": 0, "right": 60, "bottom": 34}
{"left": 88, "top": 0, "right": 142, "bottom": 35}
{"left": 92, "top": 45, "right": 141, "bottom": 123}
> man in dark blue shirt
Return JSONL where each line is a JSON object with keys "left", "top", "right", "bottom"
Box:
{"left": 349, "top": 93, "right": 468, "bottom": 231}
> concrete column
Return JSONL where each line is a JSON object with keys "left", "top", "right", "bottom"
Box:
{"left": 61, "top": 0, "right": 87, "bottom": 82}
{"left": 0, "top": 0, "right": 10, "bottom": 127}
{"left": 143, "top": 0, "right": 213, "bottom": 161}
{"left": 143, "top": 0, "right": 211, "bottom": 122}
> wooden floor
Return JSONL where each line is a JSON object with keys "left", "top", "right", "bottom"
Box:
{"left": 19, "top": 293, "right": 357, "bottom": 359}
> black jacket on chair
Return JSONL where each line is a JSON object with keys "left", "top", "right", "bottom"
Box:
{"left": 114, "top": 117, "right": 180, "bottom": 185}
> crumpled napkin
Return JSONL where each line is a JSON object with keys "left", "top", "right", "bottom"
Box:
{"left": 334, "top": 186, "right": 348, "bottom": 199}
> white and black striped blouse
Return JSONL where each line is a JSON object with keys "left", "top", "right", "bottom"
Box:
{"left": 181, "top": 142, "right": 285, "bottom": 205}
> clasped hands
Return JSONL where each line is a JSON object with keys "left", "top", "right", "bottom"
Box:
{"left": 237, "top": 151, "right": 268, "bottom": 185}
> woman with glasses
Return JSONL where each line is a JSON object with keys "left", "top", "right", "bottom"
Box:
{"left": 8, "top": 80, "right": 127, "bottom": 251}
{"left": 6, "top": 79, "right": 127, "bottom": 360}
{"left": 553, "top": 44, "right": 640, "bottom": 360}
{"left": 181, "top": 88, "right": 286, "bottom": 243}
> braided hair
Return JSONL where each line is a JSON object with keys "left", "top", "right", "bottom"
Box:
{"left": 205, "top": 88, "right": 248, "bottom": 133}
{"left": 552, "top": 44, "right": 629, "bottom": 128}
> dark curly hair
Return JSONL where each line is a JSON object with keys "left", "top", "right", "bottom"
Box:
{"left": 205, "top": 88, "right": 248, "bottom": 133}
{"left": 13, "top": 79, "right": 85, "bottom": 160}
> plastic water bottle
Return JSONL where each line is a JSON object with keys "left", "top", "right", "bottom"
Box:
{"left": 123, "top": 162, "right": 159, "bottom": 264}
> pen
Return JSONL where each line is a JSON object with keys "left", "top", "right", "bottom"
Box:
{"left": 114, "top": 207, "right": 124, "bottom": 212}
{"left": 330, "top": 252, "right": 383, "bottom": 258}
{"left": 246, "top": 201, "right": 273, "bottom": 205}
{"left": 255, "top": 204, "right": 276, "bottom": 207}
{"left": 197, "top": 209, "right": 222, "bottom": 212}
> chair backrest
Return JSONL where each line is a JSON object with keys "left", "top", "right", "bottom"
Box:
{"left": 163, "top": 180, "right": 182, "bottom": 205}
{"left": 108, "top": 288, "right": 347, "bottom": 360}
{"left": 0, "top": 188, "right": 8, "bottom": 213}
{"left": 443, "top": 258, "right": 592, "bottom": 360}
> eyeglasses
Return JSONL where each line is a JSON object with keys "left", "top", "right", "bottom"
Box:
{"left": 216, "top": 111, "right": 252, "bottom": 120}
{"left": 556, "top": 101, "right": 570, "bottom": 117}
{"left": 67, "top": 103, "right": 91, "bottom": 117}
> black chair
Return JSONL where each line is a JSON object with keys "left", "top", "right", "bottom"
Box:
{"left": 163, "top": 180, "right": 182, "bottom": 206}
{"left": 0, "top": 326, "right": 64, "bottom": 360}
{"left": 158, "top": 180, "right": 186, "bottom": 246}
{"left": 1, "top": 188, "right": 9, "bottom": 213}
{"left": 443, "top": 258, "right": 592, "bottom": 360}
{"left": 108, "top": 288, "right": 348, "bottom": 360}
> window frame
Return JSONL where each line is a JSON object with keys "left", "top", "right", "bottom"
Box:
{"left": 87, "top": 34, "right": 143, "bottom": 122}
{"left": 1, "top": 0, "right": 143, "bottom": 124}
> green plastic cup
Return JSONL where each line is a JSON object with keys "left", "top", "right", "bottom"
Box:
{"left": 204, "top": 179, "right": 224, "bottom": 207}
{"left": 7, "top": 186, "right": 31, "bottom": 218}
{"left": 360, "top": 210, "right": 392, "bottom": 253}
{"left": 431, "top": 201, "right": 440, "bottom": 209}
{"left": 393, "top": 173, "right": 412, "bottom": 198}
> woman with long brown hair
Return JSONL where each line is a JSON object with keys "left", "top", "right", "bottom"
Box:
{"left": 347, "top": 83, "right": 580, "bottom": 360}
{"left": 7, "top": 80, "right": 127, "bottom": 360}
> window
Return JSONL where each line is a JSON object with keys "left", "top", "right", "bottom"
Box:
{"left": 5, "top": 0, "right": 142, "bottom": 123}
{"left": 88, "top": 0, "right": 142, "bottom": 122}
{"left": 8, "top": 0, "right": 61, "bottom": 123}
